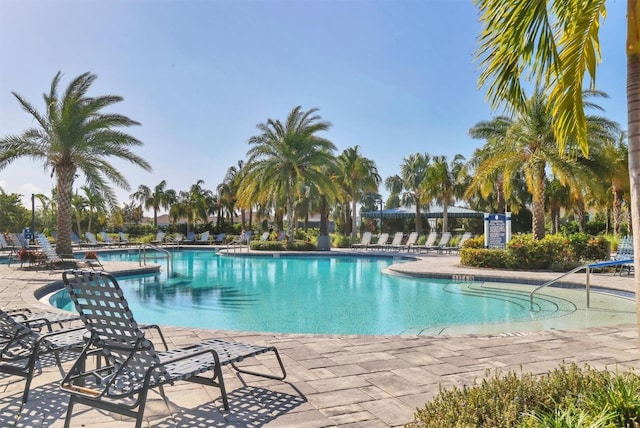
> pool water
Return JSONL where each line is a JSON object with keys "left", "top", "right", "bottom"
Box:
{"left": 50, "top": 250, "right": 637, "bottom": 335}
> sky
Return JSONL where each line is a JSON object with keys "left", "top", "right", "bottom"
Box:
{"left": 0, "top": 0, "right": 629, "bottom": 213}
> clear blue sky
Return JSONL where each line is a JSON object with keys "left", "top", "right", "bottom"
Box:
{"left": 0, "top": 0, "right": 628, "bottom": 211}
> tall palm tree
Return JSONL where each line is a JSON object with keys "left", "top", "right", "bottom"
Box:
{"left": 81, "top": 186, "right": 106, "bottom": 234}
{"left": 385, "top": 153, "right": 431, "bottom": 236}
{"left": 170, "top": 180, "right": 215, "bottom": 234}
{"left": 239, "top": 106, "right": 337, "bottom": 243}
{"left": 0, "top": 72, "right": 151, "bottom": 256}
{"left": 474, "top": 0, "right": 640, "bottom": 323}
{"left": 468, "top": 90, "right": 614, "bottom": 239}
{"left": 424, "top": 154, "right": 467, "bottom": 233}
{"left": 336, "top": 146, "right": 381, "bottom": 239}
{"left": 130, "top": 180, "right": 176, "bottom": 227}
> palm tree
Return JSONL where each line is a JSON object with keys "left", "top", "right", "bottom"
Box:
{"left": 0, "top": 72, "right": 151, "bottom": 256}
{"left": 130, "top": 180, "right": 176, "bottom": 227}
{"left": 468, "top": 90, "right": 614, "bottom": 239}
{"left": 424, "top": 154, "right": 467, "bottom": 233}
{"left": 239, "top": 106, "right": 337, "bottom": 243}
{"left": 385, "top": 153, "right": 431, "bottom": 236}
{"left": 81, "top": 186, "right": 106, "bottom": 234}
{"left": 336, "top": 146, "right": 382, "bottom": 239}
{"left": 474, "top": 0, "right": 640, "bottom": 323}
{"left": 170, "top": 180, "right": 215, "bottom": 234}
{"left": 71, "top": 193, "right": 87, "bottom": 237}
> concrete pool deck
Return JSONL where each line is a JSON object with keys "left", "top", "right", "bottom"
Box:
{"left": 1, "top": 250, "right": 639, "bottom": 427}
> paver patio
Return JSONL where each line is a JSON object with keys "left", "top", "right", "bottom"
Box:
{"left": 0, "top": 251, "right": 638, "bottom": 427}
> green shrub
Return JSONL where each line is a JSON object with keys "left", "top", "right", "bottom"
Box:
{"left": 250, "top": 241, "right": 285, "bottom": 251}
{"left": 460, "top": 248, "right": 508, "bottom": 268}
{"left": 461, "top": 233, "right": 610, "bottom": 271}
{"left": 332, "top": 233, "right": 350, "bottom": 248}
{"left": 407, "top": 363, "right": 640, "bottom": 428}
{"left": 284, "top": 240, "right": 316, "bottom": 251}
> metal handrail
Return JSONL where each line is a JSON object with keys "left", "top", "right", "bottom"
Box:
{"left": 138, "top": 244, "right": 173, "bottom": 275}
{"left": 529, "top": 258, "right": 634, "bottom": 310}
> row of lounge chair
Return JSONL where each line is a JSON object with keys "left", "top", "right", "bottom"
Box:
{"left": 353, "top": 231, "right": 472, "bottom": 254}
{"left": 1, "top": 269, "right": 287, "bottom": 427}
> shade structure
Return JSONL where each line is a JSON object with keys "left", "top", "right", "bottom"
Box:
{"left": 361, "top": 205, "right": 483, "bottom": 219}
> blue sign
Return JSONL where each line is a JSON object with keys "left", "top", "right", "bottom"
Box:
{"left": 487, "top": 214, "right": 506, "bottom": 248}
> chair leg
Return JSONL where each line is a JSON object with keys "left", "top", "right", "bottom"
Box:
{"left": 63, "top": 397, "right": 75, "bottom": 428}
{"left": 134, "top": 388, "right": 150, "bottom": 428}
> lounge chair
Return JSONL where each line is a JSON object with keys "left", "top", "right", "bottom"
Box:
{"left": 352, "top": 231, "right": 372, "bottom": 250}
{"left": 212, "top": 232, "right": 225, "bottom": 244}
{"left": 614, "top": 236, "right": 634, "bottom": 275}
{"left": 0, "top": 233, "right": 9, "bottom": 250}
{"left": 150, "top": 231, "right": 166, "bottom": 244}
{"left": 0, "top": 308, "right": 86, "bottom": 405}
{"left": 400, "top": 231, "right": 419, "bottom": 252}
{"left": 229, "top": 230, "right": 251, "bottom": 246}
{"left": 84, "top": 232, "right": 105, "bottom": 247}
{"left": 433, "top": 232, "right": 452, "bottom": 253}
{"left": 414, "top": 231, "right": 438, "bottom": 253}
{"left": 71, "top": 232, "right": 83, "bottom": 247}
{"left": 259, "top": 231, "right": 270, "bottom": 241}
{"left": 388, "top": 232, "right": 405, "bottom": 251}
{"left": 196, "top": 231, "right": 210, "bottom": 244}
{"left": 60, "top": 269, "right": 287, "bottom": 427}
{"left": 370, "top": 233, "right": 389, "bottom": 250}
{"left": 118, "top": 232, "right": 130, "bottom": 245}
{"left": 99, "top": 232, "right": 116, "bottom": 246}
{"left": 444, "top": 232, "right": 472, "bottom": 254}
{"left": 8, "top": 232, "right": 28, "bottom": 249}
{"left": 184, "top": 231, "right": 196, "bottom": 243}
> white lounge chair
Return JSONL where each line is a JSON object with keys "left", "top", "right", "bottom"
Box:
{"left": 352, "top": 231, "right": 372, "bottom": 250}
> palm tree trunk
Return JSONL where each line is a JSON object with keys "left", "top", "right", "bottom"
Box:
{"left": 613, "top": 186, "right": 622, "bottom": 236}
{"left": 442, "top": 202, "right": 449, "bottom": 233}
{"left": 351, "top": 198, "right": 358, "bottom": 240}
{"left": 55, "top": 166, "right": 76, "bottom": 256}
{"left": 153, "top": 208, "right": 158, "bottom": 227}
{"left": 286, "top": 196, "right": 294, "bottom": 243}
{"left": 626, "top": 1, "right": 640, "bottom": 332}
{"left": 415, "top": 205, "right": 422, "bottom": 236}
{"left": 531, "top": 173, "right": 546, "bottom": 240}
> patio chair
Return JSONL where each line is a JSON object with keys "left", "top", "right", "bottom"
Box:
{"left": 84, "top": 232, "right": 105, "bottom": 247}
{"left": 433, "top": 232, "right": 452, "bottom": 253}
{"left": 400, "top": 232, "right": 419, "bottom": 252}
{"left": 150, "top": 231, "right": 166, "bottom": 244}
{"left": 212, "top": 232, "right": 226, "bottom": 244}
{"left": 60, "top": 269, "right": 287, "bottom": 427}
{"left": 184, "top": 231, "right": 196, "bottom": 243}
{"left": 99, "top": 232, "right": 117, "bottom": 246}
{"left": 370, "top": 233, "right": 389, "bottom": 250}
{"left": 0, "top": 308, "right": 86, "bottom": 405}
{"left": 259, "top": 231, "right": 270, "bottom": 241}
{"left": 196, "top": 231, "right": 210, "bottom": 244}
{"left": 0, "top": 232, "right": 9, "bottom": 250}
{"left": 229, "top": 230, "right": 252, "bottom": 246}
{"left": 35, "top": 233, "right": 78, "bottom": 268}
{"left": 352, "top": 231, "right": 372, "bottom": 250}
{"left": 414, "top": 231, "right": 438, "bottom": 253}
{"left": 444, "top": 232, "right": 472, "bottom": 254}
{"left": 388, "top": 232, "right": 406, "bottom": 251}
{"left": 118, "top": 232, "right": 130, "bottom": 245}
{"left": 71, "top": 231, "right": 83, "bottom": 247}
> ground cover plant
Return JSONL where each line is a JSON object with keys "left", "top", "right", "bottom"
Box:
{"left": 406, "top": 363, "right": 640, "bottom": 428}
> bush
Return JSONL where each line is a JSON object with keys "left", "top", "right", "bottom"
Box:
{"left": 285, "top": 240, "right": 316, "bottom": 251}
{"left": 461, "top": 233, "right": 610, "bottom": 271}
{"left": 332, "top": 233, "right": 350, "bottom": 248}
{"left": 250, "top": 241, "right": 285, "bottom": 251}
{"left": 407, "top": 363, "right": 640, "bottom": 428}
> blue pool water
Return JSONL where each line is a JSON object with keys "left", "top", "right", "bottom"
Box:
{"left": 49, "top": 250, "right": 634, "bottom": 335}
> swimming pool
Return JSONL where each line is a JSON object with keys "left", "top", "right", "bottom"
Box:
{"left": 49, "top": 250, "right": 637, "bottom": 335}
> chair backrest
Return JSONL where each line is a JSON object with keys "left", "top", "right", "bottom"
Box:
{"left": 0, "top": 233, "right": 8, "bottom": 249}
{"left": 0, "top": 308, "right": 39, "bottom": 360}
{"left": 360, "top": 232, "right": 372, "bottom": 245}
{"left": 62, "top": 270, "right": 168, "bottom": 387}
{"left": 424, "top": 231, "right": 437, "bottom": 247}
{"left": 71, "top": 232, "right": 81, "bottom": 244}
{"left": 8, "top": 233, "right": 27, "bottom": 249}
{"left": 119, "top": 232, "right": 129, "bottom": 242}
{"left": 457, "top": 232, "right": 472, "bottom": 247}
{"left": 617, "top": 236, "right": 634, "bottom": 258}
{"left": 390, "top": 232, "right": 404, "bottom": 246}
{"left": 156, "top": 231, "right": 166, "bottom": 242}
{"left": 35, "top": 233, "right": 60, "bottom": 262}
{"left": 260, "top": 232, "right": 269, "bottom": 241}
{"left": 85, "top": 232, "right": 98, "bottom": 244}
{"left": 405, "top": 232, "right": 418, "bottom": 246}
{"left": 437, "top": 232, "right": 452, "bottom": 247}
{"left": 199, "top": 231, "right": 209, "bottom": 242}
{"left": 186, "top": 231, "right": 195, "bottom": 241}
{"left": 376, "top": 233, "right": 389, "bottom": 245}
{"left": 99, "top": 232, "right": 112, "bottom": 243}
